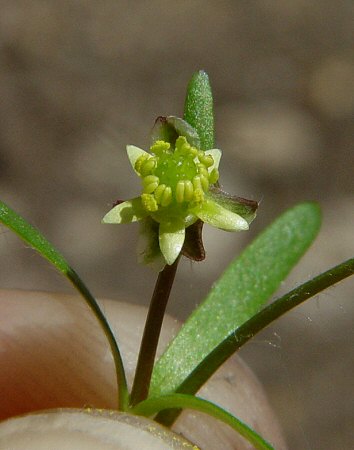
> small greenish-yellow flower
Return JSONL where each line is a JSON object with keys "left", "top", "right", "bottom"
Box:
{"left": 103, "top": 136, "right": 256, "bottom": 268}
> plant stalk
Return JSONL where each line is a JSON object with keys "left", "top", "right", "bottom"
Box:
{"left": 130, "top": 257, "right": 180, "bottom": 406}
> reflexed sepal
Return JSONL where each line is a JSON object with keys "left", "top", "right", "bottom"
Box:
{"left": 208, "top": 187, "right": 258, "bottom": 225}
{"left": 194, "top": 198, "right": 249, "bottom": 231}
{"left": 182, "top": 220, "right": 206, "bottom": 261}
{"left": 159, "top": 219, "right": 186, "bottom": 266}
{"left": 137, "top": 217, "right": 165, "bottom": 271}
{"left": 102, "top": 198, "right": 148, "bottom": 224}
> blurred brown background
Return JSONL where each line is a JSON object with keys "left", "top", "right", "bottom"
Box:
{"left": 0, "top": 1, "right": 353, "bottom": 449}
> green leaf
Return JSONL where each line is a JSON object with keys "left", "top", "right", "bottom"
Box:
{"left": 0, "top": 200, "right": 129, "bottom": 410}
{"left": 150, "top": 202, "right": 321, "bottom": 397}
{"left": 170, "top": 256, "right": 354, "bottom": 401}
{"left": 132, "top": 394, "right": 274, "bottom": 450}
{"left": 183, "top": 70, "right": 214, "bottom": 150}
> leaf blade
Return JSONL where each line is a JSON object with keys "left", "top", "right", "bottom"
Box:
{"left": 151, "top": 202, "right": 322, "bottom": 396}
{"left": 183, "top": 70, "right": 214, "bottom": 150}
{"left": 170, "top": 256, "right": 354, "bottom": 401}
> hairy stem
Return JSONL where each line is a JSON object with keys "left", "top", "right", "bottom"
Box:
{"left": 130, "top": 257, "right": 180, "bottom": 406}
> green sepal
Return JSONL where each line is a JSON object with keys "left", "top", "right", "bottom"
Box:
{"left": 193, "top": 198, "right": 249, "bottom": 231}
{"left": 208, "top": 187, "right": 258, "bottom": 225}
{"left": 159, "top": 218, "right": 186, "bottom": 265}
{"left": 181, "top": 220, "right": 205, "bottom": 261}
{"left": 137, "top": 217, "right": 165, "bottom": 271}
{"left": 102, "top": 198, "right": 147, "bottom": 224}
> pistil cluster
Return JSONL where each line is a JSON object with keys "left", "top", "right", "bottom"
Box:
{"left": 135, "top": 137, "right": 219, "bottom": 221}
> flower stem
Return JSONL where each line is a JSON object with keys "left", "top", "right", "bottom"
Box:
{"left": 130, "top": 257, "right": 180, "bottom": 406}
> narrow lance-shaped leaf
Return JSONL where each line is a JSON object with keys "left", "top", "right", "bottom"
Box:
{"left": 0, "top": 200, "right": 129, "bottom": 410}
{"left": 183, "top": 70, "right": 214, "bottom": 150}
{"left": 150, "top": 202, "right": 321, "bottom": 397}
{"left": 168, "top": 257, "right": 354, "bottom": 400}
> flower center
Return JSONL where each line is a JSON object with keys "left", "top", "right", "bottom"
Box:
{"left": 134, "top": 136, "right": 219, "bottom": 219}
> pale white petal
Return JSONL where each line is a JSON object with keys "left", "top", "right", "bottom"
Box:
{"left": 195, "top": 199, "right": 249, "bottom": 231}
{"left": 159, "top": 220, "right": 185, "bottom": 265}
{"left": 126, "top": 145, "right": 151, "bottom": 173}
{"left": 102, "top": 198, "right": 147, "bottom": 224}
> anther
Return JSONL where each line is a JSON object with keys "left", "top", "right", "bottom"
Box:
{"left": 193, "top": 176, "right": 203, "bottom": 191}
{"left": 135, "top": 154, "right": 150, "bottom": 174}
{"left": 143, "top": 175, "right": 159, "bottom": 194}
{"left": 198, "top": 153, "right": 214, "bottom": 168}
{"left": 160, "top": 186, "right": 172, "bottom": 207}
{"left": 200, "top": 174, "right": 209, "bottom": 192}
{"left": 197, "top": 164, "right": 209, "bottom": 178}
{"left": 176, "top": 181, "right": 185, "bottom": 203}
{"left": 154, "top": 184, "right": 167, "bottom": 204}
{"left": 183, "top": 180, "right": 194, "bottom": 201}
{"left": 188, "top": 146, "right": 198, "bottom": 158}
{"left": 140, "top": 157, "right": 157, "bottom": 176}
{"left": 193, "top": 188, "right": 204, "bottom": 202}
{"left": 141, "top": 193, "right": 158, "bottom": 212}
{"left": 175, "top": 138, "right": 190, "bottom": 155}
{"left": 209, "top": 168, "right": 219, "bottom": 185}
{"left": 150, "top": 140, "right": 170, "bottom": 156}
{"left": 192, "top": 176, "right": 204, "bottom": 202}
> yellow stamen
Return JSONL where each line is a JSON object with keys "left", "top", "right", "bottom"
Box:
{"left": 160, "top": 186, "right": 172, "bottom": 207}
{"left": 135, "top": 154, "right": 150, "bottom": 174}
{"left": 209, "top": 168, "right": 219, "bottom": 185}
{"left": 150, "top": 140, "right": 170, "bottom": 156}
{"left": 184, "top": 180, "right": 194, "bottom": 201}
{"left": 200, "top": 174, "right": 209, "bottom": 192}
{"left": 141, "top": 193, "right": 158, "bottom": 212}
{"left": 140, "top": 157, "right": 157, "bottom": 176}
{"left": 176, "top": 181, "right": 185, "bottom": 203}
{"left": 154, "top": 184, "right": 167, "bottom": 204}
{"left": 143, "top": 175, "right": 159, "bottom": 194}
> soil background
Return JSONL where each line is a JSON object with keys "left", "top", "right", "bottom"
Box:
{"left": 0, "top": 2, "right": 353, "bottom": 449}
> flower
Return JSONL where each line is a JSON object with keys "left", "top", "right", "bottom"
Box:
{"left": 102, "top": 136, "right": 257, "bottom": 269}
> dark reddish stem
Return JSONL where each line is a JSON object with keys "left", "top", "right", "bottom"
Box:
{"left": 130, "top": 257, "right": 180, "bottom": 406}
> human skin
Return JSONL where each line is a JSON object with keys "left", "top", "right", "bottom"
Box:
{"left": 0, "top": 289, "right": 287, "bottom": 449}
